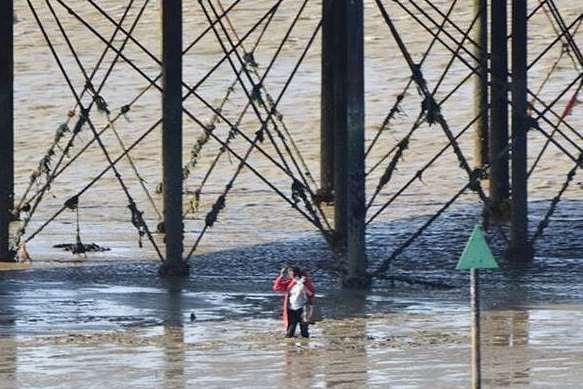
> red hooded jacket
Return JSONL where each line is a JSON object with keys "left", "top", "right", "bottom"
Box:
{"left": 272, "top": 273, "right": 316, "bottom": 329}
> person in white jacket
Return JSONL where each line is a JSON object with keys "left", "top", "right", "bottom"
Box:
{"left": 273, "top": 265, "right": 316, "bottom": 338}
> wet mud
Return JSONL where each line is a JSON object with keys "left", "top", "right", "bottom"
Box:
{"left": 3, "top": 258, "right": 583, "bottom": 388}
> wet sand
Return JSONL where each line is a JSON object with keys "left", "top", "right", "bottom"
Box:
{"left": 2, "top": 263, "right": 583, "bottom": 388}
{"left": 11, "top": 0, "right": 582, "bottom": 262}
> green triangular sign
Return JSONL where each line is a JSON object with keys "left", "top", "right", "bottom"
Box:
{"left": 456, "top": 225, "right": 499, "bottom": 270}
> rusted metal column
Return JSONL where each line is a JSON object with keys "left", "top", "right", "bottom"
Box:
{"left": 332, "top": 0, "right": 348, "bottom": 252}
{"left": 508, "top": 0, "right": 531, "bottom": 260}
{"left": 470, "top": 268, "right": 481, "bottom": 389}
{"left": 473, "top": 0, "right": 489, "bottom": 170}
{"left": 0, "top": 0, "right": 14, "bottom": 261}
{"left": 160, "top": 0, "right": 187, "bottom": 275}
{"left": 489, "top": 0, "right": 510, "bottom": 215}
{"left": 334, "top": 0, "right": 367, "bottom": 287}
{"left": 319, "top": 0, "right": 335, "bottom": 203}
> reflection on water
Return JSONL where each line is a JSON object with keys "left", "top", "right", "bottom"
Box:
{"left": 282, "top": 344, "right": 317, "bottom": 388}
{"left": 279, "top": 290, "right": 369, "bottom": 388}
{"left": 323, "top": 291, "right": 369, "bottom": 388}
{"left": 483, "top": 281, "right": 531, "bottom": 388}
{"left": 0, "top": 282, "right": 17, "bottom": 389}
{"left": 162, "top": 280, "right": 186, "bottom": 389}
{"left": 483, "top": 309, "right": 531, "bottom": 388}
{"left": 488, "top": 310, "right": 529, "bottom": 347}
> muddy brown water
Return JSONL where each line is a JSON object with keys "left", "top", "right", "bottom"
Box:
{"left": 3, "top": 0, "right": 583, "bottom": 388}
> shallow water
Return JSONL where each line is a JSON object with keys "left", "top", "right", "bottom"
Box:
{"left": 4, "top": 0, "right": 583, "bottom": 388}
{"left": 3, "top": 266, "right": 583, "bottom": 388}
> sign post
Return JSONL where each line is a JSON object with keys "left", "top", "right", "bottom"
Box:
{"left": 456, "top": 225, "right": 499, "bottom": 389}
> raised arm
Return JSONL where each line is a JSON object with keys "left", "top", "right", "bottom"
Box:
{"left": 272, "top": 274, "right": 292, "bottom": 292}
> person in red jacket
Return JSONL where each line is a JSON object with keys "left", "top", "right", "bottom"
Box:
{"left": 273, "top": 265, "right": 316, "bottom": 338}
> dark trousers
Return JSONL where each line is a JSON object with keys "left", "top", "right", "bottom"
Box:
{"left": 286, "top": 308, "right": 309, "bottom": 338}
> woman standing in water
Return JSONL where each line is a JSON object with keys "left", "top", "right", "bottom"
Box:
{"left": 272, "top": 265, "right": 316, "bottom": 338}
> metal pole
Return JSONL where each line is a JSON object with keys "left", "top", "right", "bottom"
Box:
{"left": 509, "top": 0, "right": 530, "bottom": 260}
{"left": 335, "top": 0, "right": 367, "bottom": 287}
{"left": 489, "top": 0, "right": 510, "bottom": 215}
{"left": 470, "top": 268, "right": 481, "bottom": 389}
{"left": 333, "top": 2, "right": 348, "bottom": 251}
{"left": 319, "top": 0, "right": 335, "bottom": 203}
{"left": 0, "top": 0, "right": 14, "bottom": 261}
{"left": 160, "top": 0, "right": 187, "bottom": 275}
{"left": 473, "top": 0, "right": 489, "bottom": 169}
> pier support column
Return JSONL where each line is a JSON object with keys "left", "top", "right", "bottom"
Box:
{"left": 333, "top": 0, "right": 367, "bottom": 287}
{"left": 0, "top": 1, "right": 14, "bottom": 262}
{"left": 473, "top": 0, "right": 489, "bottom": 170}
{"left": 159, "top": 0, "right": 188, "bottom": 275}
{"left": 319, "top": 0, "right": 335, "bottom": 203}
{"left": 489, "top": 0, "right": 510, "bottom": 218}
{"left": 507, "top": 0, "right": 533, "bottom": 261}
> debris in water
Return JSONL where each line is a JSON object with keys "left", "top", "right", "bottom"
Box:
{"left": 53, "top": 243, "right": 110, "bottom": 254}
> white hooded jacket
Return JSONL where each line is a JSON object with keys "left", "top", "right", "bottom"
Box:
{"left": 288, "top": 276, "right": 308, "bottom": 310}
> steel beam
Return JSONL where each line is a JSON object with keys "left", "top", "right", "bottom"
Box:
{"left": 473, "top": 0, "right": 489, "bottom": 170}
{"left": 489, "top": 0, "right": 510, "bottom": 216}
{"left": 508, "top": 0, "right": 532, "bottom": 261}
{"left": 160, "top": 0, "right": 187, "bottom": 275}
{"left": 319, "top": 0, "right": 335, "bottom": 203}
{"left": 334, "top": 0, "right": 367, "bottom": 287}
{"left": 0, "top": 0, "right": 14, "bottom": 261}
